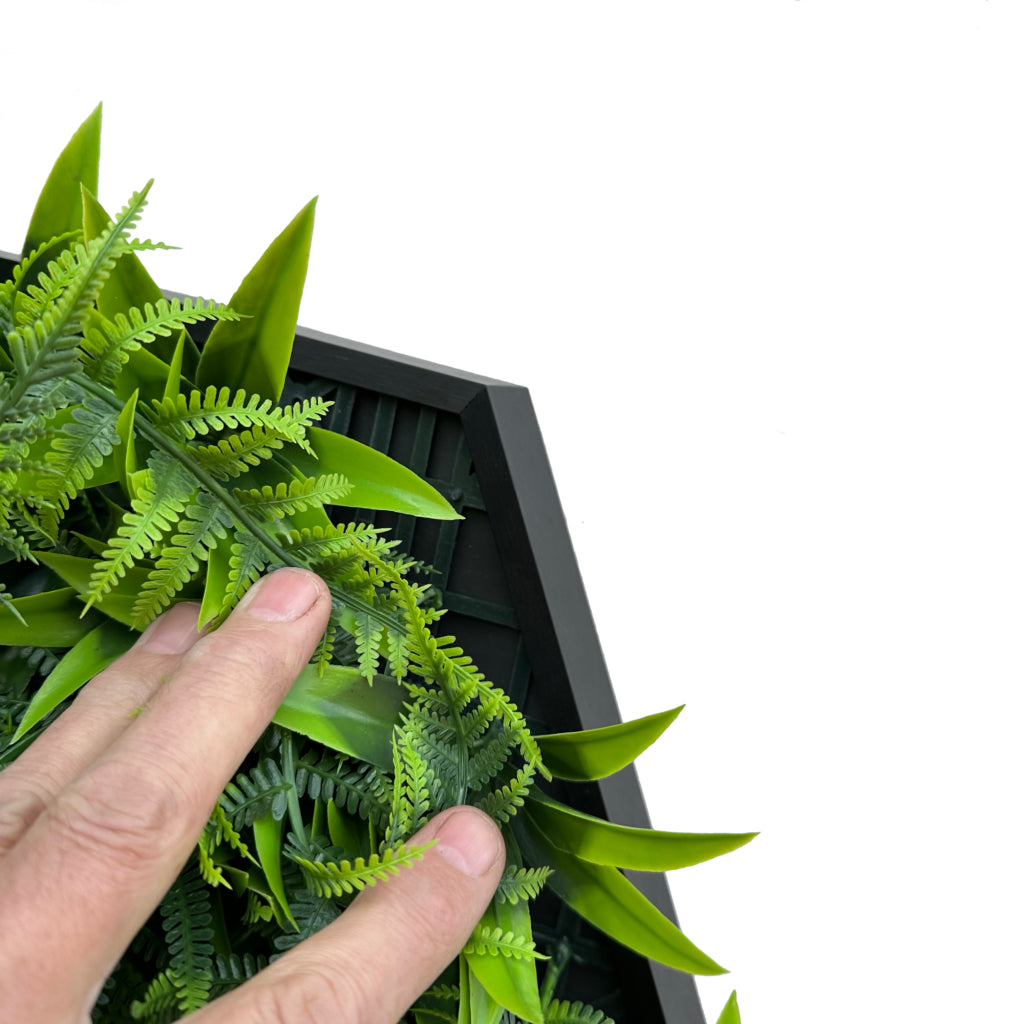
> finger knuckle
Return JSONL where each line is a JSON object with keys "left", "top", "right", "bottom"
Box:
{"left": 49, "top": 759, "right": 189, "bottom": 874}
{"left": 0, "top": 777, "right": 50, "bottom": 856}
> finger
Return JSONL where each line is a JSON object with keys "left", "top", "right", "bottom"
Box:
{"left": 0, "top": 602, "right": 203, "bottom": 858}
{"left": 191, "top": 806, "right": 506, "bottom": 1024}
{"left": 0, "top": 568, "right": 331, "bottom": 1024}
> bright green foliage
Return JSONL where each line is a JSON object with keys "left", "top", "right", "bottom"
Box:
{"left": 0, "top": 110, "right": 754, "bottom": 1024}
{"left": 715, "top": 990, "right": 742, "bottom": 1024}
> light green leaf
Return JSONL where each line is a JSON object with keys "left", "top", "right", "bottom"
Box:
{"left": 525, "top": 790, "right": 756, "bottom": 871}
{"left": 0, "top": 587, "right": 103, "bottom": 647}
{"left": 716, "top": 991, "right": 741, "bottom": 1024}
{"left": 12, "top": 619, "right": 134, "bottom": 741}
{"left": 114, "top": 389, "right": 140, "bottom": 494}
{"left": 198, "top": 542, "right": 234, "bottom": 630}
{"left": 536, "top": 705, "right": 683, "bottom": 781}
{"left": 197, "top": 199, "right": 316, "bottom": 404}
{"left": 253, "top": 813, "right": 296, "bottom": 930}
{"left": 271, "top": 663, "right": 405, "bottom": 770}
{"left": 465, "top": 899, "right": 545, "bottom": 1024}
{"left": 290, "top": 427, "right": 460, "bottom": 520}
{"left": 23, "top": 104, "right": 101, "bottom": 255}
{"left": 514, "top": 809, "right": 727, "bottom": 976}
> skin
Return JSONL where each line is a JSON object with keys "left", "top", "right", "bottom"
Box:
{"left": 0, "top": 567, "right": 505, "bottom": 1023}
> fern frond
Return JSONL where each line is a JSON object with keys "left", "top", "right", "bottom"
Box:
{"left": 192, "top": 426, "right": 285, "bottom": 479}
{"left": 462, "top": 924, "right": 547, "bottom": 961}
{"left": 271, "top": 890, "right": 341, "bottom": 954}
{"left": 387, "top": 727, "right": 434, "bottom": 845}
{"left": 546, "top": 1000, "right": 615, "bottom": 1024}
{"left": 128, "top": 969, "right": 178, "bottom": 1023}
{"left": 209, "top": 954, "right": 269, "bottom": 997}
{"left": 81, "top": 297, "right": 242, "bottom": 385}
{"left": 151, "top": 387, "right": 329, "bottom": 452}
{"left": 473, "top": 762, "right": 535, "bottom": 825}
{"left": 221, "top": 529, "right": 269, "bottom": 614}
{"left": 353, "top": 607, "right": 384, "bottom": 683}
{"left": 234, "top": 473, "right": 351, "bottom": 519}
{"left": 84, "top": 451, "right": 195, "bottom": 609}
{"left": 40, "top": 395, "right": 120, "bottom": 510}
{"left": 289, "top": 842, "right": 432, "bottom": 898}
{"left": 278, "top": 522, "right": 392, "bottom": 561}
{"left": 494, "top": 865, "right": 554, "bottom": 905}
{"left": 293, "top": 753, "right": 392, "bottom": 826}
{"left": 158, "top": 865, "right": 214, "bottom": 1014}
{"left": 132, "top": 490, "right": 233, "bottom": 625}
{"left": 466, "top": 730, "right": 519, "bottom": 793}
{"left": 219, "top": 759, "right": 292, "bottom": 829}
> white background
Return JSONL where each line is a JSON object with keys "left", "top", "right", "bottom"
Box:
{"left": 4, "top": 3, "right": 1023, "bottom": 1021}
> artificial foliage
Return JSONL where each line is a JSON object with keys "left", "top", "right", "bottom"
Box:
{"left": 0, "top": 106, "right": 752, "bottom": 1023}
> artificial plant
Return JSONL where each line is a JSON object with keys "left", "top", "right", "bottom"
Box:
{"left": 0, "top": 106, "right": 752, "bottom": 1024}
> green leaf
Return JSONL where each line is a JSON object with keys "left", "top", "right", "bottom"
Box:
{"left": 465, "top": 899, "right": 545, "bottom": 1024}
{"left": 113, "top": 389, "right": 139, "bottom": 493}
{"left": 253, "top": 813, "right": 297, "bottom": 930}
{"left": 0, "top": 587, "right": 104, "bottom": 647}
{"left": 514, "top": 809, "right": 727, "bottom": 976}
{"left": 271, "top": 664, "right": 405, "bottom": 770}
{"left": 536, "top": 705, "right": 683, "bottom": 781}
{"left": 12, "top": 618, "right": 134, "bottom": 741}
{"left": 23, "top": 104, "right": 101, "bottom": 255}
{"left": 715, "top": 991, "right": 741, "bottom": 1024}
{"left": 197, "top": 199, "right": 317, "bottom": 404}
{"left": 525, "top": 790, "right": 757, "bottom": 871}
{"left": 290, "top": 426, "right": 460, "bottom": 520}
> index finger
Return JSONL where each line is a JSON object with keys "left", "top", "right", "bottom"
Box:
{"left": 0, "top": 568, "right": 331, "bottom": 1024}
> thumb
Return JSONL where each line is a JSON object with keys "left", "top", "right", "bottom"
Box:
{"left": 193, "top": 806, "right": 506, "bottom": 1024}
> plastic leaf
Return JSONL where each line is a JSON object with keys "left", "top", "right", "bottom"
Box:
{"left": 113, "top": 389, "right": 139, "bottom": 494}
{"left": 271, "top": 663, "right": 405, "bottom": 770}
{"left": 11, "top": 618, "right": 134, "bottom": 741}
{"left": 716, "top": 991, "right": 741, "bottom": 1024}
{"left": 514, "top": 809, "right": 727, "bottom": 976}
{"left": 23, "top": 104, "right": 101, "bottom": 255}
{"left": 0, "top": 587, "right": 104, "bottom": 647}
{"left": 290, "top": 427, "right": 461, "bottom": 520}
{"left": 253, "top": 813, "right": 297, "bottom": 930}
{"left": 465, "top": 899, "right": 545, "bottom": 1023}
{"left": 525, "top": 790, "right": 757, "bottom": 871}
{"left": 536, "top": 705, "right": 683, "bottom": 781}
{"left": 197, "top": 199, "right": 316, "bottom": 404}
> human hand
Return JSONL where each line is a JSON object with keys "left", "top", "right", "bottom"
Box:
{"left": 0, "top": 567, "right": 506, "bottom": 1023}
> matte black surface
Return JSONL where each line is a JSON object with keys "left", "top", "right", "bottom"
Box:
{"left": 0, "top": 249, "right": 708, "bottom": 1023}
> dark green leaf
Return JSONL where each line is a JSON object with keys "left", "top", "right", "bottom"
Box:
{"left": 0, "top": 587, "right": 103, "bottom": 647}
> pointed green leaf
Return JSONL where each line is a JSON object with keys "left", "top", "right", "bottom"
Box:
{"left": 716, "top": 991, "right": 741, "bottom": 1024}
{"left": 197, "top": 199, "right": 316, "bottom": 403}
{"left": 12, "top": 619, "right": 135, "bottom": 741}
{"left": 114, "top": 389, "right": 140, "bottom": 493}
{"left": 525, "top": 790, "right": 756, "bottom": 871}
{"left": 465, "top": 899, "right": 545, "bottom": 1023}
{"left": 81, "top": 184, "right": 199, "bottom": 371}
{"left": 198, "top": 542, "right": 234, "bottom": 630}
{"left": 272, "top": 664, "right": 405, "bottom": 770}
{"left": 536, "top": 705, "right": 684, "bottom": 781}
{"left": 0, "top": 587, "right": 103, "bottom": 647}
{"left": 289, "top": 427, "right": 460, "bottom": 520}
{"left": 23, "top": 104, "right": 101, "bottom": 255}
{"left": 514, "top": 809, "right": 727, "bottom": 976}
{"left": 253, "top": 813, "right": 297, "bottom": 930}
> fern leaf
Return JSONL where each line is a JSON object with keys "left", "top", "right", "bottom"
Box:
{"left": 192, "top": 426, "right": 285, "bottom": 479}
{"left": 278, "top": 522, "right": 389, "bottom": 561}
{"left": 234, "top": 473, "right": 351, "bottom": 519}
{"left": 466, "top": 730, "right": 518, "bottom": 793}
{"left": 494, "top": 865, "right": 554, "bottom": 905}
{"left": 158, "top": 865, "right": 214, "bottom": 1014}
{"left": 85, "top": 451, "right": 195, "bottom": 609}
{"left": 272, "top": 890, "right": 341, "bottom": 953}
{"left": 290, "top": 842, "right": 432, "bottom": 898}
{"left": 132, "top": 490, "right": 233, "bottom": 625}
{"left": 293, "top": 754, "right": 392, "bottom": 826}
{"left": 219, "top": 759, "right": 292, "bottom": 829}
{"left": 40, "top": 396, "right": 120, "bottom": 510}
{"left": 462, "top": 924, "right": 547, "bottom": 961}
{"left": 82, "top": 296, "right": 242, "bottom": 385}
{"left": 474, "top": 763, "right": 535, "bottom": 825}
{"left": 209, "top": 954, "right": 269, "bottom": 997}
{"left": 222, "top": 529, "right": 269, "bottom": 613}
{"left": 387, "top": 727, "right": 434, "bottom": 845}
{"left": 128, "top": 969, "right": 178, "bottom": 1022}
{"left": 546, "top": 1000, "right": 615, "bottom": 1024}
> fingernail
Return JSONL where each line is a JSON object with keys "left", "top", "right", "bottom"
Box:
{"left": 433, "top": 808, "right": 504, "bottom": 877}
{"left": 140, "top": 603, "right": 200, "bottom": 654}
{"left": 237, "top": 568, "right": 324, "bottom": 621}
